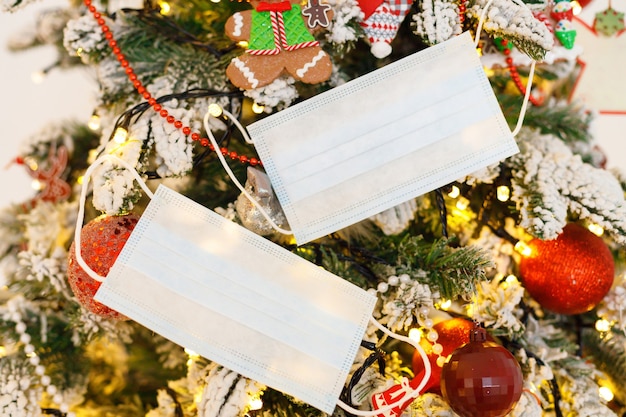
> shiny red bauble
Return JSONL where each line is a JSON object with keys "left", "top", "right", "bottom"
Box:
{"left": 412, "top": 318, "right": 478, "bottom": 393}
{"left": 519, "top": 223, "right": 614, "bottom": 315}
{"left": 440, "top": 327, "right": 523, "bottom": 417}
{"left": 67, "top": 214, "right": 139, "bottom": 320}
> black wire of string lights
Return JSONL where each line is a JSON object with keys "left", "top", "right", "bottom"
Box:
{"left": 104, "top": 87, "right": 249, "bottom": 179}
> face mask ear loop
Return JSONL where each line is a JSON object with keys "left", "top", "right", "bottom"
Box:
{"left": 73, "top": 154, "right": 154, "bottom": 283}
{"left": 472, "top": 0, "right": 536, "bottom": 138}
{"left": 336, "top": 317, "right": 432, "bottom": 416}
{"left": 203, "top": 108, "right": 293, "bottom": 236}
{"left": 510, "top": 60, "right": 535, "bottom": 137}
{"left": 224, "top": 109, "right": 255, "bottom": 145}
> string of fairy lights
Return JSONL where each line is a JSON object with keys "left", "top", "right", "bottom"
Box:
{"left": 7, "top": 0, "right": 624, "bottom": 414}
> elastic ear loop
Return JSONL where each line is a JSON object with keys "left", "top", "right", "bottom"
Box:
{"left": 473, "top": 0, "right": 537, "bottom": 137}
{"left": 336, "top": 317, "right": 432, "bottom": 416}
{"left": 73, "top": 154, "right": 154, "bottom": 283}
{"left": 202, "top": 108, "right": 292, "bottom": 236}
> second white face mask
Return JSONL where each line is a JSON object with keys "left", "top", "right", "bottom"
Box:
{"left": 247, "top": 31, "right": 519, "bottom": 244}
{"left": 93, "top": 183, "right": 377, "bottom": 414}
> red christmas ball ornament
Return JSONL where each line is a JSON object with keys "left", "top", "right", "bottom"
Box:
{"left": 519, "top": 223, "right": 614, "bottom": 315}
{"left": 67, "top": 214, "right": 139, "bottom": 320}
{"left": 440, "top": 326, "right": 523, "bottom": 417}
{"left": 411, "top": 318, "right": 478, "bottom": 394}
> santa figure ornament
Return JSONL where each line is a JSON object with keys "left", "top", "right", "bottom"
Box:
{"left": 67, "top": 214, "right": 139, "bottom": 320}
{"left": 370, "top": 368, "right": 436, "bottom": 417}
{"left": 357, "top": 0, "right": 414, "bottom": 58}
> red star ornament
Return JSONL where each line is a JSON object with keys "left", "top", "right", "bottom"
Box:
{"left": 570, "top": 14, "right": 626, "bottom": 114}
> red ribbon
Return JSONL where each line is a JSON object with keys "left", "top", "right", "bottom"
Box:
{"left": 256, "top": 0, "right": 292, "bottom": 12}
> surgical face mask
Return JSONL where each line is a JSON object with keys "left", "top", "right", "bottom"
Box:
{"left": 246, "top": 31, "right": 532, "bottom": 244}
{"left": 75, "top": 156, "right": 430, "bottom": 416}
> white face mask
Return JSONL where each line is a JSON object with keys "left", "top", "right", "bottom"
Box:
{"left": 75, "top": 155, "right": 431, "bottom": 416}
{"left": 247, "top": 31, "right": 521, "bottom": 244}
{"left": 70, "top": 157, "right": 376, "bottom": 413}
{"left": 92, "top": 182, "right": 377, "bottom": 413}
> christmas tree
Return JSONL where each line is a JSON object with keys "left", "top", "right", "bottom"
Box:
{"left": 1, "top": 0, "right": 626, "bottom": 416}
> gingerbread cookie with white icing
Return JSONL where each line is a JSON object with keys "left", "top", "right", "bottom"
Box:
{"left": 225, "top": 0, "right": 333, "bottom": 90}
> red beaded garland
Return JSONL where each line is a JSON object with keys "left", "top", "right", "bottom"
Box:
{"left": 500, "top": 46, "right": 544, "bottom": 107}
{"left": 458, "top": 1, "right": 466, "bottom": 23}
{"left": 507, "top": 59, "right": 543, "bottom": 106}
{"left": 83, "top": 0, "right": 259, "bottom": 166}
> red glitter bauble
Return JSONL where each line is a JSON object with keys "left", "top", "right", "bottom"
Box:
{"left": 67, "top": 214, "right": 139, "bottom": 320}
{"left": 440, "top": 327, "right": 523, "bottom": 417}
{"left": 519, "top": 223, "right": 614, "bottom": 315}
{"left": 412, "top": 318, "right": 478, "bottom": 393}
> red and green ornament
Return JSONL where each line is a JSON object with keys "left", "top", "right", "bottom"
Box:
{"left": 440, "top": 326, "right": 523, "bottom": 417}
{"left": 555, "top": 19, "right": 577, "bottom": 49}
{"left": 594, "top": 5, "right": 625, "bottom": 37}
{"left": 67, "top": 214, "right": 139, "bottom": 320}
{"left": 551, "top": 0, "right": 574, "bottom": 22}
{"left": 518, "top": 223, "right": 614, "bottom": 315}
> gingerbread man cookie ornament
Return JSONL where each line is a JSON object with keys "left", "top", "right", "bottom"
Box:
{"left": 225, "top": 0, "right": 333, "bottom": 90}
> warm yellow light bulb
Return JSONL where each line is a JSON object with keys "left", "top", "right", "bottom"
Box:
{"left": 496, "top": 185, "right": 510, "bottom": 202}
{"left": 571, "top": 0, "right": 582, "bottom": 15}
{"left": 31, "top": 70, "right": 45, "bottom": 84}
{"left": 159, "top": 1, "right": 171, "bottom": 15}
{"left": 77, "top": 175, "right": 85, "bottom": 185}
{"left": 595, "top": 319, "right": 611, "bottom": 333}
{"left": 88, "top": 114, "right": 101, "bottom": 130}
{"left": 514, "top": 241, "right": 532, "bottom": 257}
{"left": 24, "top": 157, "right": 38, "bottom": 171}
{"left": 408, "top": 328, "right": 422, "bottom": 343}
{"left": 237, "top": 40, "right": 249, "bottom": 48}
{"left": 113, "top": 127, "right": 129, "bottom": 144}
{"left": 252, "top": 102, "right": 265, "bottom": 114}
{"left": 31, "top": 179, "right": 43, "bottom": 191}
{"left": 249, "top": 397, "right": 263, "bottom": 411}
{"left": 0, "top": 346, "right": 6, "bottom": 357}
{"left": 588, "top": 223, "right": 604, "bottom": 237}
{"left": 455, "top": 197, "right": 469, "bottom": 210}
{"left": 447, "top": 185, "right": 460, "bottom": 198}
{"left": 185, "top": 347, "right": 200, "bottom": 367}
{"left": 439, "top": 299, "right": 452, "bottom": 310}
{"left": 599, "top": 386, "right": 614, "bottom": 402}
{"left": 208, "top": 103, "right": 223, "bottom": 117}
{"left": 184, "top": 347, "right": 199, "bottom": 358}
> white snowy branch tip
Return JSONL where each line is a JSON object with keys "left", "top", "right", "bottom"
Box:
{"left": 510, "top": 128, "right": 626, "bottom": 245}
